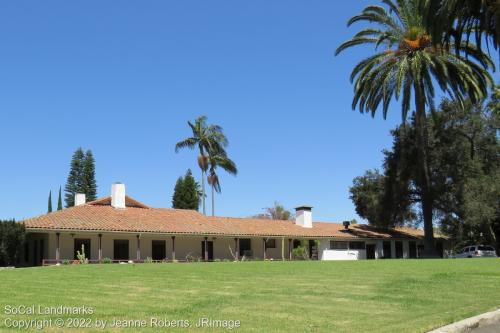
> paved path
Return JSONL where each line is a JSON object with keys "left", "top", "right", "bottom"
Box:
{"left": 467, "top": 320, "right": 500, "bottom": 333}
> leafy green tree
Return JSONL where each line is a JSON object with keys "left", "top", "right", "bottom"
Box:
{"left": 207, "top": 151, "right": 237, "bottom": 216}
{"left": 254, "top": 202, "right": 294, "bottom": 220}
{"left": 336, "top": 0, "right": 493, "bottom": 256}
{"left": 57, "top": 186, "right": 63, "bottom": 211}
{"left": 82, "top": 150, "right": 97, "bottom": 202}
{"left": 350, "top": 95, "right": 499, "bottom": 252}
{"left": 175, "top": 116, "right": 228, "bottom": 215}
{"left": 172, "top": 170, "right": 200, "bottom": 210}
{"left": 47, "top": 190, "right": 52, "bottom": 213}
{"left": 0, "top": 220, "right": 25, "bottom": 266}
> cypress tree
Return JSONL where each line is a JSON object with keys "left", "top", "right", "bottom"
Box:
{"left": 57, "top": 186, "right": 63, "bottom": 211}
{"left": 47, "top": 191, "right": 53, "bottom": 213}
{"left": 64, "top": 148, "right": 85, "bottom": 207}
{"left": 82, "top": 150, "right": 97, "bottom": 202}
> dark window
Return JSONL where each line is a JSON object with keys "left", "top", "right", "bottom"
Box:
{"left": 152, "top": 240, "right": 166, "bottom": 260}
{"left": 39, "top": 239, "right": 44, "bottom": 264}
{"left": 366, "top": 244, "right": 376, "bottom": 259}
{"left": 74, "top": 239, "right": 91, "bottom": 260}
{"left": 383, "top": 241, "right": 392, "bottom": 259}
{"left": 479, "top": 246, "right": 495, "bottom": 251}
{"left": 265, "top": 239, "right": 276, "bottom": 248}
{"left": 409, "top": 241, "right": 417, "bottom": 258}
{"left": 201, "top": 241, "right": 214, "bottom": 261}
{"left": 239, "top": 238, "right": 251, "bottom": 257}
{"left": 330, "top": 241, "right": 348, "bottom": 250}
{"left": 417, "top": 244, "right": 424, "bottom": 258}
{"left": 24, "top": 242, "right": 29, "bottom": 262}
{"left": 293, "top": 239, "right": 302, "bottom": 248}
{"left": 33, "top": 240, "right": 38, "bottom": 266}
{"left": 395, "top": 241, "right": 403, "bottom": 258}
{"left": 436, "top": 241, "right": 443, "bottom": 257}
{"left": 349, "top": 241, "right": 366, "bottom": 250}
{"left": 114, "top": 240, "right": 129, "bottom": 260}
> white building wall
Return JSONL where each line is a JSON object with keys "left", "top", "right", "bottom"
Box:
{"left": 36, "top": 231, "right": 434, "bottom": 263}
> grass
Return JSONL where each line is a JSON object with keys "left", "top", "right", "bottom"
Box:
{"left": 0, "top": 259, "right": 499, "bottom": 332}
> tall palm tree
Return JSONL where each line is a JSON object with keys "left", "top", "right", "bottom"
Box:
{"left": 175, "top": 116, "right": 228, "bottom": 215}
{"left": 336, "top": 0, "right": 493, "bottom": 256}
{"left": 425, "top": 0, "right": 499, "bottom": 53}
{"left": 207, "top": 151, "right": 237, "bottom": 216}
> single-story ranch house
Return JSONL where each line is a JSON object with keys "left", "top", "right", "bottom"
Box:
{"left": 20, "top": 183, "right": 449, "bottom": 266}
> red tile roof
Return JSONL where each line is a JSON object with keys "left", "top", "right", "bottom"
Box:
{"left": 22, "top": 196, "right": 439, "bottom": 239}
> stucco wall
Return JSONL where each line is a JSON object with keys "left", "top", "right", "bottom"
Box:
{"left": 32, "top": 231, "right": 442, "bottom": 263}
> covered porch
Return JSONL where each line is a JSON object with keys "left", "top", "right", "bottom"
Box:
{"left": 23, "top": 231, "right": 322, "bottom": 265}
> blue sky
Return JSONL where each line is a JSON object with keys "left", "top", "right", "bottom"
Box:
{"left": 0, "top": 0, "right": 410, "bottom": 222}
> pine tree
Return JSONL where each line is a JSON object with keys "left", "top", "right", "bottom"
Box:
{"left": 172, "top": 169, "right": 200, "bottom": 210}
{"left": 82, "top": 150, "right": 97, "bottom": 202}
{"left": 47, "top": 191, "right": 53, "bottom": 213}
{"left": 57, "top": 186, "right": 63, "bottom": 211}
{"left": 172, "top": 177, "right": 184, "bottom": 209}
{"left": 64, "top": 148, "right": 85, "bottom": 207}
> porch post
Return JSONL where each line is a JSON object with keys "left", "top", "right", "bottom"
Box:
{"left": 55, "top": 232, "right": 60, "bottom": 261}
{"left": 263, "top": 239, "right": 266, "bottom": 260}
{"left": 136, "top": 235, "right": 141, "bottom": 261}
{"left": 288, "top": 239, "right": 292, "bottom": 260}
{"left": 204, "top": 237, "right": 208, "bottom": 261}
{"left": 234, "top": 238, "right": 239, "bottom": 261}
{"left": 98, "top": 234, "right": 102, "bottom": 262}
{"left": 171, "top": 236, "right": 176, "bottom": 261}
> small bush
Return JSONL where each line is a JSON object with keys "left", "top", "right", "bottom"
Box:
{"left": 214, "top": 258, "right": 221, "bottom": 262}
{"left": 292, "top": 246, "right": 309, "bottom": 260}
{"left": 61, "top": 259, "right": 70, "bottom": 265}
{"left": 101, "top": 257, "right": 112, "bottom": 264}
{"left": 144, "top": 257, "right": 153, "bottom": 264}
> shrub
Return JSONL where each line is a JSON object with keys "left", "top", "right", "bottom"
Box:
{"left": 214, "top": 258, "right": 221, "bottom": 262}
{"left": 0, "top": 220, "right": 25, "bottom": 266}
{"left": 144, "top": 257, "right": 153, "bottom": 264}
{"left": 101, "top": 257, "right": 112, "bottom": 264}
{"left": 185, "top": 252, "right": 202, "bottom": 262}
{"left": 62, "top": 259, "right": 70, "bottom": 265}
{"left": 292, "top": 245, "right": 309, "bottom": 260}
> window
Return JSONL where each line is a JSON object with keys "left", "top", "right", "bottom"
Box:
{"left": 479, "top": 246, "right": 495, "bottom": 251}
{"left": 349, "top": 241, "right": 366, "bottom": 250}
{"left": 383, "top": 241, "right": 392, "bottom": 259}
{"left": 114, "top": 240, "right": 129, "bottom": 260}
{"left": 265, "top": 239, "right": 276, "bottom": 248}
{"left": 330, "top": 241, "right": 348, "bottom": 250}
{"left": 74, "top": 239, "right": 91, "bottom": 260}
{"left": 409, "top": 241, "right": 417, "bottom": 258}
{"left": 24, "top": 242, "right": 29, "bottom": 262}
{"left": 395, "top": 241, "right": 403, "bottom": 258}
{"left": 152, "top": 240, "right": 166, "bottom": 260}
{"left": 239, "top": 238, "right": 251, "bottom": 257}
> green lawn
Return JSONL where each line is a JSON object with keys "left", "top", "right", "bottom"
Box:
{"left": 1, "top": 259, "right": 499, "bottom": 332}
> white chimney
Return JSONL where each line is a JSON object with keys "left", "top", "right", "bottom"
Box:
{"left": 295, "top": 206, "right": 313, "bottom": 228}
{"left": 111, "top": 182, "right": 126, "bottom": 209}
{"left": 75, "top": 193, "right": 86, "bottom": 206}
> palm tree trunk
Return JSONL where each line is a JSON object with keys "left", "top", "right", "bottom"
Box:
{"left": 201, "top": 169, "right": 206, "bottom": 215}
{"left": 211, "top": 184, "right": 215, "bottom": 217}
{"left": 415, "top": 83, "right": 437, "bottom": 258}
